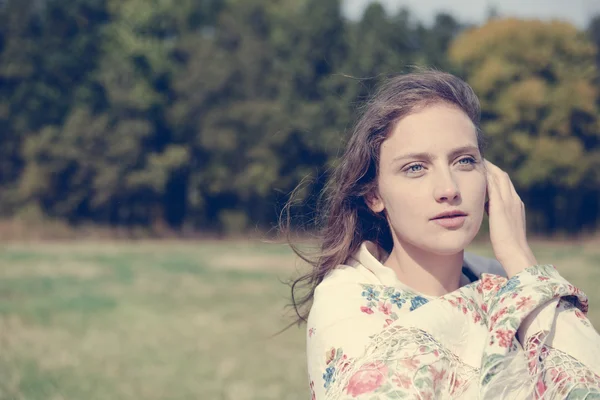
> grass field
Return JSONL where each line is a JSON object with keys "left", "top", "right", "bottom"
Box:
{"left": 0, "top": 239, "right": 598, "bottom": 400}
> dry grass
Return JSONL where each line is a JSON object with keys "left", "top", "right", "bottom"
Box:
{"left": 0, "top": 239, "right": 598, "bottom": 399}
{"left": 0, "top": 240, "right": 305, "bottom": 400}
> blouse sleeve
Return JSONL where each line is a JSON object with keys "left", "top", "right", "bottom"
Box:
{"left": 306, "top": 268, "right": 391, "bottom": 400}
{"left": 480, "top": 264, "right": 600, "bottom": 398}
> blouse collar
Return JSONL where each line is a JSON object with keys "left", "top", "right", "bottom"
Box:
{"left": 349, "top": 241, "right": 473, "bottom": 299}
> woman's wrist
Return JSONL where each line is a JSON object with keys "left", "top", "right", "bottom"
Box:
{"left": 499, "top": 249, "right": 538, "bottom": 278}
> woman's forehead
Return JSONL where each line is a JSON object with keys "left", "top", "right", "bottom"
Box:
{"left": 382, "top": 104, "right": 478, "bottom": 156}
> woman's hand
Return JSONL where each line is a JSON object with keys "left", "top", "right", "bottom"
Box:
{"left": 484, "top": 160, "right": 538, "bottom": 278}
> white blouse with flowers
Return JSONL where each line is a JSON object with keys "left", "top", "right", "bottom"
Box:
{"left": 306, "top": 241, "right": 600, "bottom": 399}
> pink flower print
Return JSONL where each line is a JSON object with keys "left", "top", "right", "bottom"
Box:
{"left": 549, "top": 367, "right": 569, "bottom": 384}
{"left": 575, "top": 309, "right": 586, "bottom": 319}
{"left": 310, "top": 380, "right": 316, "bottom": 400}
{"left": 339, "top": 355, "right": 351, "bottom": 373}
{"left": 481, "top": 303, "right": 488, "bottom": 313}
{"left": 495, "top": 329, "right": 513, "bottom": 348}
{"left": 480, "top": 275, "right": 505, "bottom": 292}
{"left": 360, "top": 306, "right": 374, "bottom": 315}
{"left": 392, "top": 373, "right": 412, "bottom": 388}
{"left": 308, "top": 327, "right": 316, "bottom": 338}
{"left": 528, "top": 357, "right": 537, "bottom": 372}
{"left": 385, "top": 318, "right": 394, "bottom": 327}
{"left": 346, "top": 362, "right": 388, "bottom": 397}
{"left": 462, "top": 306, "right": 468, "bottom": 314}
{"left": 473, "top": 312, "right": 482, "bottom": 324}
{"left": 418, "top": 391, "right": 434, "bottom": 400}
{"left": 400, "top": 357, "right": 420, "bottom": 369}
{"left": 535, "top": 379, "right": 546, "bottom": 399}
{"left": 516, "top": 296, "right": 534, "bottom": 311}
{"left": 378, "top": 302, "right": 392, "bottom": 315}
{"left": 429, "top": 365, "right": 446, "bottom": 389}
{"left": 480, "top": 278, "right": 493, "bottom": 290}
{"left": 325, "top": 348, "right": 336, "bottom": 365}
{"left": 490, "top": 307, "right": 508, "bottom": 328}
{"left": 537, "top": 276, "right": 549, "bottom": 281}
{"left": 526, "top": 333, "right": 543, "bottom": 347}
{"left": 450, "top": 373, "right": 463, "bottom": 394}
{"left": 342, "top": 364, "right": 351, "bottom": 374}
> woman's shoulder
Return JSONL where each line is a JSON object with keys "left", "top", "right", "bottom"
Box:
{"left": 313, "top": 262, "right": 382, "bottom": 301}
{"left": 308, "top": 263, "right": 384, "bottom": 327}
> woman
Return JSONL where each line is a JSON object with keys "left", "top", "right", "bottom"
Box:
{"left": 285, "top": 71, "right": 600, "bottom": 399}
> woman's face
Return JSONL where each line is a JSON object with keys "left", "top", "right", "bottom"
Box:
{"left": 369, "top": 103, "right": 487, "bottom": 255}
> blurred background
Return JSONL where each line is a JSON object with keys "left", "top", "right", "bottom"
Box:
{"left": 0, "top": 0, "right": 600, "bottom": 399}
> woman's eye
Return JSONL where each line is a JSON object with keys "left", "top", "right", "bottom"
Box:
{"left": 406, "top": 164, "right": 424, "bottom": 173}
{"left": 458, "top": 157, "right": 476, "bottom": 166}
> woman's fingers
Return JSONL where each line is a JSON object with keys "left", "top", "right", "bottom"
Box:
{"left": 488, "top": 160, "right": 525, "bottom": 219}
{"left": 485, "top": 160, "right": 524, "bottom": 217}
{"left": 484, "top": 160, "right": 504, "bottom": 217}
{"left": 485, "top": 160, "right": 513, "bottom": 202}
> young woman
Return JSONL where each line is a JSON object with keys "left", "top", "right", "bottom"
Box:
{"left": 286, "top": 71, "right": 600, "bottom": 399}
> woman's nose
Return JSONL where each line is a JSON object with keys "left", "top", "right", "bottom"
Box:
{"left": 434, "top": 175, "right": 461, "bottom": 202}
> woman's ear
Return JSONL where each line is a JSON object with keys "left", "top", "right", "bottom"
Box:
{"left": 366, "top": 191, "right": 385, "bottom": 213}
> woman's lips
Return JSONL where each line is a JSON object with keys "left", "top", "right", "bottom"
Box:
{"left": 432, "top": 215, "right": 466, "bottom": 229}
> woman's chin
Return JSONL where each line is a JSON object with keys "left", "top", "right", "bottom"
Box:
{"left": 423, "top": 232, "right": 476, "bottom": 255}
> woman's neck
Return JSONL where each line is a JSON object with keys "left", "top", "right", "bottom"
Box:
{"left": 383, "top": 239, "right": 464, "bottom": 297}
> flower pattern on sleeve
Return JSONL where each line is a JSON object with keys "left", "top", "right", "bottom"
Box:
{"left": 359, "top": 284, "right": 429, "bottom": 327}
{"left": 478, "top": 264, "right": 600, "bottom": 397}
{"left": 442, "top": 289, "right": 487, "bottom": 326}
{"left": 323, "top": 348, "right": 351, "bottom": 390}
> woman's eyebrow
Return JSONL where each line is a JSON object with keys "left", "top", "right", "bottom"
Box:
{"left": 391, "top": 145, "right": 479, "bottom": 165}
{"left": 447, "top": 145, "right": 480, "bottom": 160}
{"left": 391, "top": 151, "right": 435, "bottom": 165}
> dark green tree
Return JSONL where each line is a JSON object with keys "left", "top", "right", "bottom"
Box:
{"left": 17, "top": 0, "right": 183, "bottom": 226}
{"left": 588, "top": 15, "right": 600, "bottom": 66}
{"left": 0, "top": 0, "right": 108, "bottom": 217}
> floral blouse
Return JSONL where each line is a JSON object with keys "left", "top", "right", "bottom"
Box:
{"left": 306, "top": 241, "right": 600, "bottom": 399}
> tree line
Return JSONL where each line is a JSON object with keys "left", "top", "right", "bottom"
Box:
{"left": 1, "top": 0, "right": 599, "bottom": 235}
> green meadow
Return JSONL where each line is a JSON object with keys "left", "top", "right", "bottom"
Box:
{"left": 0, "top": 239, "right": 598, "bottom": 400}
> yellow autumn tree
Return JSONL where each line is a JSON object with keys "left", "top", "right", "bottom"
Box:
{"left": 449, "top": 18, "right": 600, "bottom": 233}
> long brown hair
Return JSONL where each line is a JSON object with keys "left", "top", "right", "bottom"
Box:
{"left": 281, "top": 70, "right": 485, "bottom": 326}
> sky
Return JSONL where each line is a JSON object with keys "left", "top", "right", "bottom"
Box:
{"left": 342, "top": 0, "right": 600, "bottom": 28}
